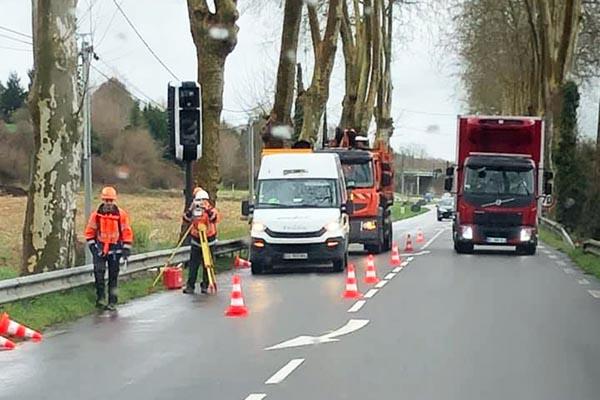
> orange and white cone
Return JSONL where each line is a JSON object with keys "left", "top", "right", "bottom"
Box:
{"left": 0, "top": 313, "right": 42, "bottom": 342}
{"left": 234, "top": 255, "right": 252, "bottom": 269}
{"left": 342, "top": 264, "right": 363, "bottom": 299}
{"left": 0, "top": 336, "right": 15, "bottom": 351}
{"left": 416, "top": 229, "right": 425, "bottom": 244}
{"left": 404, "top": 234, "right": 414, "bottom": 252}
{"left": 225, "top": 275, "right": 249, "bottom": 317}
{"left": 390, "top": 242, "right": 402, "bottom": 266}
{"left": 364, "top": 255, "right": 379, "bottom": 284}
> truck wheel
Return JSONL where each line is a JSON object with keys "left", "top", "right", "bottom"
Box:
{"left": 383, "top": 222, "right": 393, "bottom": 251}
{"left": 454, "top": 242, "right": 474, "bottom": 254}
{"left": 517, "top": 244, "right": 536, "bottom": 255}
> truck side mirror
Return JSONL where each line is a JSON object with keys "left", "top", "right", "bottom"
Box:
{"left": 446, "top": 166, "right": 454, "bottom": 177}
{"left": 241, "top": 200, "right": 254, "bottom": 216}
{"left": 342, "top": 201, "right": 354, "bottom": 214}
{"left": 544, "top": 182, "right": 553, "bottom": 195}
{"left": 543, "top": 171, "right": 553, "bottom": 195}
{"left": 381, "top": 173, "right": 392, "bottom": 187}
{"left": 444, "top": 177, "right": 453, "bottom": 192}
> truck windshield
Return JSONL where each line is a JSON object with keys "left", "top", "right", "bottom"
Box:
{"left": 256, "top": 179, "right": 339, "bottom": 209}
{"left": 341, "top": 162, "right": 373, "bottom": 188}
{"left": 464, "top": 167, "right": 534, "bottom": 197}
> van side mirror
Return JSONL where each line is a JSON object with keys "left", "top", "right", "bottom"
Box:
{"left": 444, "top": 177, "right": 453, "bottom": 192}
{"left": 342, "top": 201, "right": 354, "bottom": 215}
{"left": 241, "top": 200, "right": 253, "bottom": 216}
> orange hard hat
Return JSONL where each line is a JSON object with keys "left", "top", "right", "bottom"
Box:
{"left": 101, "top": 186, "right": 117, "bottom": 200}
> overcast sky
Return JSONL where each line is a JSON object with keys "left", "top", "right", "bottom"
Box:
{"left": 0, "top": 0, "right": 597, "bottom": 161}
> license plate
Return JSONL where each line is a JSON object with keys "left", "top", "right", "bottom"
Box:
{"left": 283, "top": 253, "right": 308, "bottom": 260}
{"left": 486, "top": 237, "right": 507, "bottom": 244}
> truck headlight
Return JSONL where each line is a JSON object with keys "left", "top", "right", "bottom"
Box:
{"left": 520, "top": 228, "right": 532, "bottom": 242}
{"left": 461, "top": 226, "right": 473, "bottom": 240}
{"left": 325, "top": 221, "right": 341, "bottom": 232}
{"left": 251, "top": 222, "right": 265, "bottom": 233}
{"left": 361, "top": 220, "right": 377, "bottom": 230}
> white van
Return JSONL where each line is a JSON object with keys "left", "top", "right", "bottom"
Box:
{"left": 242, "top": 152, "right": 350, "bottom": 274}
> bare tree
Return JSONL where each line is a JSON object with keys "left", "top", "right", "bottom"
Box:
{"left": 187, "top": 0, "right": 240, "bottom": 201}
{"left": 22, "top": 0, "right": 82, "bottom": 274}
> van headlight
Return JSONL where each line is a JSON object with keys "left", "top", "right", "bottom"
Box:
{"left": 251, "top": 222, "right": 265, "bottom": 234}
{"left": 461, "top": 225, "right": 473, "bottom": 240}
{"left": 520, "top": 228, "right": 532, "bottom": 242}
{"left": 325, "top": 221, "right": 341, "bottom": 232}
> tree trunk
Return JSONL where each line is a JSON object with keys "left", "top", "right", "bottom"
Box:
{"left": 187, "top": 0, "right": 239, "bottom": 202}
{"left": 271, "top": 0, "right": 303, "bottom": 128}
{"left": 299, "top": 0, "right": 342, "bottom": 142}
{"left": 22, "top": 0, "right": 81, "bottom": 274}
{"left": 376, "top": 0, "right": 393, "bottom": 141}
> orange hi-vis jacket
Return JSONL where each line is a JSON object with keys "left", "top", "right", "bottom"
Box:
{"left": 183, "top": 206, "right": 219, "bottom": 247}
{"left": 85, "top": 206, "right": 134, "bottom": 256}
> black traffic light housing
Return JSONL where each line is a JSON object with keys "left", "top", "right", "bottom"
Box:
{"left": 168, "top": 81, "right": 202, "bottom": 162}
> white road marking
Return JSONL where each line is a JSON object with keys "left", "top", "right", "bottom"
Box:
{"left": 542, "top": 250, "right": 551, "bottom": 255}
{"left": 392, "top": 266, "right": 403, "bottom": 273}
{"left": 587, "top": 290, "right": 600, "bottom": 299}
{"left": 244, "top": 395, "right": 266, "bottom": 400}
{"left": 538, "top": 245, "right": 546, "bottom": 249}
{"left": 407, "top": 257, "right": 414, "bottom": 262}
{"left": 364, "top": 289, "right": 378, "bottom": 298}
{"left": 348, "top": 300, "right": 366, "bottom": 313}
{"left": 556, "top": 261, "right": 567, "bottom": 266}
{"left": 401, "top": 261, "right": 409, "bottom": 267}
{"left": 265, "top": 319, "right": 370, "bottom": 350}
{"left": 578, "top": 279, "right": 590, "bottom": 285}
{"left": 384, "top": 272, "right": 396, "bottom": 280}
{"left": 563, "top": 268, "right": 576, "bottom": 274}
{"left": 265, "top": 359, "right": 304, "bottom": 384}
{"left": 548, "top": 254, "right": 558, "bottom": 259}
{"left": 421, "top": 228, "right": 447, "bottom": 250}
{"left": 375, "top": 280, "right": 388, "bottom": 288}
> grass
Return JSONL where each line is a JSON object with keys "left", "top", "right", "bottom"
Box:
{"left": 539, "top": 227, "right": 600, "bottom": 280}
{"left": 0, "top": 255, "right": 238, "bottom": 332}
{"left": 391, "top": 202, "right": 429, "bottom": 221}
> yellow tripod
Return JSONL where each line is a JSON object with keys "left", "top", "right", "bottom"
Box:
{"left": 198, "top": 224, "right": 217, "bottom": 293}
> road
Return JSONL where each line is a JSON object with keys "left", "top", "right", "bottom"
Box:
{"left": 2, "top": 209, "right": 600, "bottom": 400}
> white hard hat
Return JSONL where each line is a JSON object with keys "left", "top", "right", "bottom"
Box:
{"left": 194, "top": 189, "right": 209, "bottom": 201}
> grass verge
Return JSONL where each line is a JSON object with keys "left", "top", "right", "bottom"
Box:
{"left": 539, "top": 227, "right": 600, "bottom": 280}
{"left": 391, "top": 203, "right": 429, "bottom": 222}
{"left": 0, "top": 255, "right": 237, "bottom": 332}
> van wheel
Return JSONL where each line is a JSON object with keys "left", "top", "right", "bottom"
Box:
{"left": 332, "top": 254, "right": 347, "bottom": 272}
{"left": 251, "top": 262, "right": 265, "bottom": 275}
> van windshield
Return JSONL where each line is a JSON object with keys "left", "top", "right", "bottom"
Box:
{"left": 256, "top": 179, "right": 339, "bottom": 209}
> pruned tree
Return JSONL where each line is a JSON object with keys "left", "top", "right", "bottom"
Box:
{"left": 23, "top": 0, "right": 81, "bottom": 274}
{"left": 187, "top": 0, "right": 240, "bottom": 201}
{"left": 374, "top": 0, "right": 394, "bottom": 141}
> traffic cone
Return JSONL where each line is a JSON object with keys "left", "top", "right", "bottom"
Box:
{"left": 364, "top": 255, "right": 379, "bottom": 284}
{"left": 0, "top": 336, "right": 15, "bottom": 350}
{"left": 416, "top": 229, "right": 425, "bottom": 244}
{"left": 234, "top": 255, "right": 252, "bottom": 269}
{"left": 342, "top": 264, "right": 363, "bottom": 299}
{"left": 0, "top": 313, "right": 42, "bottom": 342}
{"left": 225, "top": 275, "right": 249, "bottom": 317}
{"left": 390, "top": 242, "right": 402, "bottom": 266}
{"left": 404, "top": 234, "right": 414, "bottom": 252}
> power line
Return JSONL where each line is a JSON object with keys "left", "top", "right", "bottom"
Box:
{"left": 111, "top": 0, "right": 180, "bottom": 81}
{"left": 0, "top": 25, "right": 32, "bottom": 39}
{"left": 0, "top": 32, "right": 32, "bottom": 46}
{"left": 0, "top": 44, "right": 32, "bottom": 52}
{"left": 96, "top": 0, "right": 123, "bottom": 48}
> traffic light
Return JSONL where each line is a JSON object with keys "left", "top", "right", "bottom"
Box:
{"left": 168, "top": 81, "right": 202, "bottom": 162}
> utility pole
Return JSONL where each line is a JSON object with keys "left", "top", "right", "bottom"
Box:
{"left": 81, "top": 39, "right": 93, "bottom": 265}
{"left": 248, "top": 117, "right": 255, "bottom": 204}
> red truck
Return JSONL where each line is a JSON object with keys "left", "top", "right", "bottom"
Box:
{"left": 445, "top": 116, "right": 553, "bottom": 255}
{"left": 319, "top": 132, "right": 394, "bottom": 253}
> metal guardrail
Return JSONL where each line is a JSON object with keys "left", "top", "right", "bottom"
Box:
{"left": 539, "top": 216, "right": 575, "bottom": 249}
{"left": 0, "top": 238, "right": 246, "bottom": 305}
{"left": 583, "top": 239, "right": 600, "bottom": 257}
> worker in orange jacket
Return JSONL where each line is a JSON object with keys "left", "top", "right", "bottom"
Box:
{"left": 182, "top": 187, "right": 219, "bottom": 294}
{"left": 84, "top": 186, "right": 134, "bottom": 310}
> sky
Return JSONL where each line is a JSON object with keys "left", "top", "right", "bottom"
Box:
{"left": 0, "top": 0, "right": 598, "bottom": 162}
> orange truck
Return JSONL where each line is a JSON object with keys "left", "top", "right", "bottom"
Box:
{"left": 319, "top": 133, "right": 394, "bottom": 253}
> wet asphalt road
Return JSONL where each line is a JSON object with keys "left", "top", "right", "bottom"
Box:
{"left": 2, "top": 209, "right": 600, "bottom": 400}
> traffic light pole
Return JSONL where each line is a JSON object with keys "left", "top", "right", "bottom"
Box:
{"left": 185, "top": 160, "right": 193, "bottom": 210}
{"left": 81, "top": 40, "right": 93, "bottom": 265}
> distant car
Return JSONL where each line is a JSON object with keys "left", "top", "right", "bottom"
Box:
{"left": 436, "top": 197, "right": 454, "bottom": 221}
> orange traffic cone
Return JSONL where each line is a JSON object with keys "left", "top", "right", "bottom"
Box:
{"left": 416, "top": 229, "right": 425, "bottom": 244}
{"left": 234, "top": 255, "right": 252, "bottom": 269}
{"left": 225, "top": 275, "right": 249, "bottom": 317}
{"left": 0, "top": 336, "right": 15, "bottom": 350}
{"left": 390, "top": 242, "right": 402, "bottom": 266}
{"left": 0, "top": 313, "right": 42, "bottom": 342}
{"left": 342, "top": 264, "right": 363, "bottom": 299}
{"left": 404, "top": 234, "right": 414, "bottom": 252}
{"left": 364, "top": 255, "right": 379, "bottom": 284}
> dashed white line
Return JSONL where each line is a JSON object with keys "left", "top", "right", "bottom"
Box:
{"left": 578, "top": 279, "right": 590, "bottom": 285}
{"left": 539, "top": 245, "right": 546, "bottom": 249}
{"left": 563, "top": 268, "right": 576, "bottom": 274}
{"left": 401, "top": 261, "right": 409, "bottom": 267}
{"left": 392, "top": 266, "right": 403, "bottom": 273}
{"left": 265, "top": 359, "right": 304, "bottom": 384}
{"left": 244, "top": 395, "right": 266, "bottom": 400}
{"left": 407, "top": 257, "right": 414, "bottom": 262}
{"left": 556, "top": 261, "right": 567, "bottom": 266}
{"left": 384, "top": 272, "right": 396, "bottom": 280}
{"left": 364, "top": 288, "right": 378, "bottom": 298}
{"left": 588, "top": 290, "right": 600, "bottom": 299}
{"left": 548, "top": 254, "right": 558, "bottom": 259}
{"left": 375, "top": 280, "right": 388, "bottom": 288}
{"left": 348, "top": 300, "right": 366, "bottom": 313}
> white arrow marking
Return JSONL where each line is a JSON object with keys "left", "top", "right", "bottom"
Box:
{"left": 265, "top": 319, "right": 369, "bottom": 350}
{"left": 244, "top": 395, "right": 266, "bottom": 400}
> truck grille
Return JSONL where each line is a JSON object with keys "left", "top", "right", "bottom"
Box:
{"left": 474, "top": 212, "right": 522, "bottom": 227}
{"left": 265, "top": 227, "right": 326, "bottom": 238}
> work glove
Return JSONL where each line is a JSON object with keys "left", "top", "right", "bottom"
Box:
{"left": 88, "top": 242, "right": 102, "bottom": 258}
{"left": 207, "top": 208, "right": 217, "bottom": 222}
